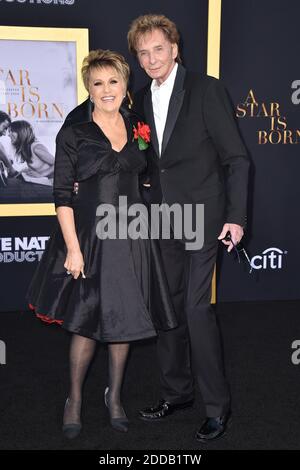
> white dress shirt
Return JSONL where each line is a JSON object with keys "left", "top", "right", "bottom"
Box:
{"left": 151, "top": 63, "right": 178, "bottom": 155}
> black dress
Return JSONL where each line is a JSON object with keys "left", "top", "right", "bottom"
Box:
{"left": 27, "top": 115, "right": 177, "bottom": 342}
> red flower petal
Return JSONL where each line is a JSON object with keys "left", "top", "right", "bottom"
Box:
{"left": 133, "top": 122, "right": 151, "bottom": 144}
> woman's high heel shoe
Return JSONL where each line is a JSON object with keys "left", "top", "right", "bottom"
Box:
{"left": 104, "top": 387, "right": 129, "bottom": 433}
{"left": 62, "top": 397, "right": 82, "bottom": 439}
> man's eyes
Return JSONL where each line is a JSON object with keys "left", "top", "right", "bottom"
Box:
{"left": 139, "top": 47, "right": 163, "bottom": 57}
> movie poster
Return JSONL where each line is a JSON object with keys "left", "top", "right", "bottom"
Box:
{"left": 0, "top": 39, "right": 77, "bottom": 203}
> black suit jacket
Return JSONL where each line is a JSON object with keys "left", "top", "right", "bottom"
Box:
{"left": 132, "top": 64, "right": 249, "bottom": 243}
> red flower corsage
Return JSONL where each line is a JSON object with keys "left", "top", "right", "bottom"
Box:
{"left": 133, "top": 122, "right": 151, "bottom": 150}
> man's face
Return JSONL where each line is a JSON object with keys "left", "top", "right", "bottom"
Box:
{"left": 0, "top": 119, "right": 10, "bottom": 137}
{"left": 136, "top": 28, "right": 178, "bottom": 85}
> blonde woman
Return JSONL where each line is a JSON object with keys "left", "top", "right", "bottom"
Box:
{"left": 28, "top": 49, "right": 176, "bottom": 438}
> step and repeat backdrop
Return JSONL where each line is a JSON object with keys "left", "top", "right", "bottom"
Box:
{"left": 0, "top": 0, "right": 208, "bottom": 311}
{"left": 217, "top": 0, "right": 299, "bottom": 301}
{"left": 0, "top": 0, "right": 299, "bottom": 310}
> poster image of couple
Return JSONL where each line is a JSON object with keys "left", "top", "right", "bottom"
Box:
{"left": 0, "top": 27, "right": 88, "bottom": 209}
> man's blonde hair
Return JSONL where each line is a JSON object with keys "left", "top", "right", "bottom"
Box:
{"left": 127, "top": 14, "right": 181, "bottom": 63}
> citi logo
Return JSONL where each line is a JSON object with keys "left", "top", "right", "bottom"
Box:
{"left": 250, "top": 247, "right": 287, "bottom": 270}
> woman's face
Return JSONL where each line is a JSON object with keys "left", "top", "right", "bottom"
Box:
{"left": 88, "top": 66, "right": 126, "bottom": 115}
{"left": 8, "top": 129, "right": 18, "bottom": 145}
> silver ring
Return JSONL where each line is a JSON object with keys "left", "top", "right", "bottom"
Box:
{"left": 66, "top": 270, "right": 71, "bottom": 275}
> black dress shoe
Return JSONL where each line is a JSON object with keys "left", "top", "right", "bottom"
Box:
{"left": 139, "top": 399, "right": 193, "bottom": 421}
{"left": 195, "top": 412, "right": 231, "bottom": 442}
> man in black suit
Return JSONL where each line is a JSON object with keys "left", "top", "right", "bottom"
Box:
{"left": 128, "top": 14, "right": 249, "bottom": 442}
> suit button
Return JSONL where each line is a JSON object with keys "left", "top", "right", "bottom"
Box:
{"left": 161, "top": 169, "right": 165, "bottom": 173}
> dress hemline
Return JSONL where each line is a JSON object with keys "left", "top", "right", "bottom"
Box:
{"left": 28, "top": 303, "right": 157, "bottom": 342}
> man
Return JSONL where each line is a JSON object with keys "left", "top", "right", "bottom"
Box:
{"left": 127, "top": 14, "right": 249, "bottom": 442}
{"left": 0, "top": 111, "right": 13, "bottom": 185}
{"left": 0, "top": 111, "right": 10, "bottom": 136}
{"left": 0, "top": 111, "right": 11, "bottom": 163}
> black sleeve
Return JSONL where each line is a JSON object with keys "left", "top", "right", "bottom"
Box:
{"left": 62, "top": 99, "right": 92, "bottom": 129}
{"left": 132, "top": 87, "right": 152, "bottom": 187}
{"left": 131, "top": 86, "right": 148, "bottom": 119}
{"left": 203, "top": 78, "right": 250, "bottom": 227}
{"left": 53, "top": 126, "right": 77, "bottom": 209}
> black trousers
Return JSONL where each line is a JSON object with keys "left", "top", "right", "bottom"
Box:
{"left": 157, "top": 237, "right": 230, "bottom": 417}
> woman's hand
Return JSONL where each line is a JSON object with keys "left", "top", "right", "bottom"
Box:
{"left": 64, "top": 249, "right": 86, "bottom": 279}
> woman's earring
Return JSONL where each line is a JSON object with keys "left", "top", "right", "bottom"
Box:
{"left": 90, "top": 96, "right": 94, "bottom": 103}
{"left": 126, "top": 91, "right": 133, "bottom": 109}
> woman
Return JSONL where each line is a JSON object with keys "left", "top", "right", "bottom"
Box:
{"left": 27, "top": 49, "right": 177, "bottom": 438}
{"left": 9, "top": 120, "right": 54, "bottom": 183}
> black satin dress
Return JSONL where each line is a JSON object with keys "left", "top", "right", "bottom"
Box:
{"left": 27, "top": 116, "right": 177, "bottom": 342}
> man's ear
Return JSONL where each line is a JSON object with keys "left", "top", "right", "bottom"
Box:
{"left": 172, "top": 43, "right": 178, "bottom": 60}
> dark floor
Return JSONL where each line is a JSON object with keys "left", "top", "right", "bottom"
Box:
{"left": 0, "top": 300, "right": 300, "bottom": 450}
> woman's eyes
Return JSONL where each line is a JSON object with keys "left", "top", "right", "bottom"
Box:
{"left": 94, "top": 80, "right": 118, "bottom": 86}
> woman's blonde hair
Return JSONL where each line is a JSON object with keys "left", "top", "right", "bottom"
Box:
{"left": 127, "top": 14, "right": 181, "bottom": 63}
{"left": 81, "top": 49, "right": 130, "bottom": 92}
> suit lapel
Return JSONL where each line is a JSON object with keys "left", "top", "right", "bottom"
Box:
{"left": 144, "top": 88, "right": 159, "bottom": 158}
{"left": 161, "top": 64, "right": 186, "bottom": 156}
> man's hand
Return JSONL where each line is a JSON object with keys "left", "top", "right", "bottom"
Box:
{"left": 218, "top": 223, "right": 244, "bottom": 253}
